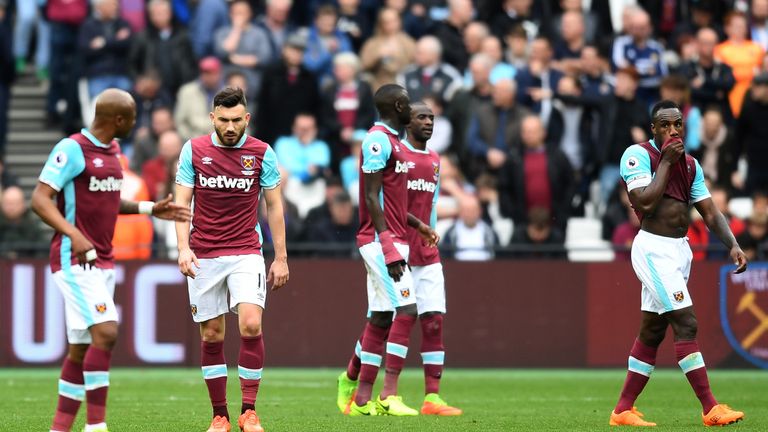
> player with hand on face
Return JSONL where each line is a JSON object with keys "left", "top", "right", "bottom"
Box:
{"left": 32, "top": 89, "right": 191, "bottom": 432}
{"left": 336, "top": 85, "right": 438, "bottom": 417}
{"left": 175, "top": 87, "right": 289, "bottom": 432}
{"left": 610, "top": 100, "right": 747, "bottom": 427}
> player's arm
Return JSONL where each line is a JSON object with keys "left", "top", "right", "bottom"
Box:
{"left": 118, "top": 196, "right": 191, "bottom": 221}
{"left": 625, "top": 140, "right": 683, "bottom": 214}
{"left": 363, "top": 170, "right": 404, "bottom": 281}
{"left": 32, "top": 139, "right": 94, "bottom": 267}
{"left": 174, "top": 140, "right": 200, "bottom": 278}
{"left": 692, "top": 160, "right": 747, "bottom": 274}
{"left": 263, "top": 186, "right": 289, "bottom": 290}
{"left": 407, "top": 213, "right": 439, "bottom": 247}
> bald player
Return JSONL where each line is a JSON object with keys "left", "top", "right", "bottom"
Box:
{"left": 610, "top": 100, "right": 747, "bottom": 427}
{"left": 32, "top": 89, "right": 191, "bottom": 432}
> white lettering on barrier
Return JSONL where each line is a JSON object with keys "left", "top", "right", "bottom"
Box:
{"left": 11, "top": 265, "right": 65, "bottom": 362}
{"left": 134, "top": 264, "right": 185, "bottom": 363}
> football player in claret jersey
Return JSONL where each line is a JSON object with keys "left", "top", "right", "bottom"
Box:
{"left": 336, "top": 85, "right": 438, "bottom": 417}
{"left": 31, "top": 89, "right": 191, "bottom": 432}
{"left": 610, "top": 100, "right": 747, "bottom": 427}
{"left": 174, "top": 87, "right": 289, "bottom": 432}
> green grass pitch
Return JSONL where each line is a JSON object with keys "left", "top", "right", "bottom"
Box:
{"left": 3, "top": 368, "right": 766, "bottom": 431}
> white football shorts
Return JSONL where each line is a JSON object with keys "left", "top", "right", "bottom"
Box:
{"left": 359, "top": 241, "right": 416, "bottom": 311}
{"left": 52, "top": 265, "right": 118, "bottom": 344}
{"left": 187, "top": 254, "right": 267, "bottom": 322}
{"left": 412, "top": 263, "right": 446, "bottom": 314}
{"left": 631, "top": 230, "right": 694, "bottom": 315}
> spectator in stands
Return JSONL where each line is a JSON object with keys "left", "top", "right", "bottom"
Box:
{"left": 753, "top": 190, "right": 768, "bottom": 216}
{"left": 431, "top": 0, "right": 473, "bottom": 72}
{"left": 129, "top": 0, "right": 197, "bottom": 98}
{"left": 0, "top": 186, "right": 45, "bottom": 258}
{"left": 752, "top": 0, "right": 768, "bottom": 51}
{"left": 480, "top": 35, "right": 516, "bottom": 84}
{"left": 384, "top": 0, "right": 431, "bottom": 39}
{"left": 670, "top": 0, "right": 724, "bottom": 51}
{"left": 142, "top": 130, "right": 183, "bottom": 201}
{"left": 498, "top": 115, "right": 574, "bottom": 231}
{"left": 399, "top": 36, "right": 463, "bottom": 103}
{"left": 256, "top": 0, "right": 296, "bottom": 61}
{"left": 304, "top": 190, "right": 358, "bottom": 253}
{"left": 474, "top": 172, "right": 505, "bottom": 231}
{"left": 189, "top": 0, "right": 229, "bottom": 58}
{"left": 340, "top": 129, "right": 365, "bottom": 202}
{"left": 503, "top": 24, "right": 530, "bottom": 70}
{"left": 491, "top": 0, "right": 548, "bottom": 41}
{"left": 13, "top": 0, "right": 49, "bottom": 81}
{"left": 79, "top": 0, "right": 134, "bottom": 99}
{"left": 0, "top": 158, "right": 19, "bottom": 196}
{"left": 212, "top": 0, "right": 272, "bottom": 101}
{"left": 131, "top": 106, "right": 175, "bottom": 172}
{"left": 466, "top": 78, "right": 530, "bottom": 178}
{"left": 319, "top": 53, "right": 374, "bottom": 162}
{"left": 509, "top": 206, "right": 566, "bottom": 259}
{"left": 442, "top": 194, "right": 498, "bottom": 261}
{"left": 550, "top": 74, "right": 592, "bottom": 184}
{"left": 131, "top": 71, "right": 172, "bottom": 142}
{"left": 337, "top": 0, "right": 372, "bottom": 53}
{"left": 601, "top": 183, "right": 630, "bottom": 240}
{"left": 112, "top": 155, "right": 154, "bottom": 260}
{"left": 275, "top": 113, "right": 331, "bottom": 183}
{"left": 448, "top": 53, "right": 493, "bottom": 164}
{"left": 678, "top": 27, "right": 735, "bottom": 123}
{"left": 690, "top": 107, "right": 737, "bottom": 189}
{"left": 736, "top": 212, "right": 768, "bottom": 261}
{"left": 577, "top": 44, "right": 612, "bottom": 98}
{"left": 360, "top": 7, "right": 416, "bottom": 91}
{"left": 257, "top": 32, "right": 319, "bottom": 145}
{"left": 554, "top": 0, "right": 599, "bottom": 45}
{"left": 462, "top": 22, "right": 490, "bottom": 75}
{"left": 611, "top": 7, "right": 667, "bottom": 105}
{"left": 303, "top": 5, "right": 353, "bottom": 88}
{"left": 421, "top": 95, "right": 452, "bottom": 154}
{"left": 514, "top": 37, "right": 563, "bottom": 126}
{"left": 553, "top": 10, "right": 587, "bottom": 73}
{"left": 715, "top": 11, "right": 765, "bottom": 118}
{"left": 659, "top": 74, "right": 702, "bottom": 152}
{"left": 735, "top": 72, "right": 768, "bottom": 194}
{"left": 612, "top": 205, "right": 640, "bottom": 261}
{"left": 0, "top": 0, "right": 12, "bottom": 160}
{"left": 301, "top": 176, "right": 343, "bottom": 237}
{"left": 436, "top": 153, "right": 473, "bottom": 222}
{"left": 175, "top": 56, "right": 222, "bottom": 141}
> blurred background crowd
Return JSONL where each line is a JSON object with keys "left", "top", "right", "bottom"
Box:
{"left": 0, "top": 0, "right": 767, "bottom": 261}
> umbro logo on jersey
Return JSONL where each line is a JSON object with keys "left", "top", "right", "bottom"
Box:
{"left": 394, "top": 161, "right": 410, "bottom": 173}
{"left": 198, "top": 173, "right": 255, "bottom": 192}
{"left": 407, "top": 178, "right": 437, "bottom": 192}
{"left": 88, "top": 176, "right": 122, "bottom": 192}
{"left": 93, "top": 158, "right": 104, "bottom": 168}
{"left": 202, "top": 156, "right": 213, "bottom": 165}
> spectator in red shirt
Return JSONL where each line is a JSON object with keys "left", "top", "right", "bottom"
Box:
{"left": 141, "top": 130, "right": 183, "bottom": 201}
{"left": 612, "top": 205, "right": 641, "bottom": 261}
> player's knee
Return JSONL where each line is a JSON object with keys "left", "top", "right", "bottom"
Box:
{"left": 91, "top": 326, "right": 118, "bottom": 350}
{"left": 67, "top": 345, "right": 88, "bottom": 363}
{"left": 201, "top": 319, "right": 225, "bottom": 342}
{"left": 240, "top": 318, "right": 262, "bottom": 337}
{"left": 396, "top": 304, "right": 418, "bottom": 317}
{"left": 369, "top": 312, "right": 393, "bottom": 328}
{"left": 676, "top": 315, "right": 698, "bottom": 340}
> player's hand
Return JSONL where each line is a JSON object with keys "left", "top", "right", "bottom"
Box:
{"left": 70, "top": 229, "right": 96, "bottom": 269}
{"left": 417, "top": 223, "right": 439, "bottom": 247}
{"left": 267, "top": 257, "right": 289, "bottom": 290}
{"left": 660, "top": 137, "right": 684, "bottom": 164}
{"left": 178, "top": 247, "right": 200, "bottom": 279}
{"left": 386, "top": 260, "right": 406, "bottom": 282}
{"left": 730, "top": 246, "right": 748, "bottom": 274}
{"left": 152, "top": 194, "right": 192, "bottom": 222}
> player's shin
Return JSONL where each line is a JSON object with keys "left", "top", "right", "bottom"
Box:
{"left": 83, "top": 346, "right": 112, "bottom": 427}
{"left": 355, "top": 323, "right": 389, "bottom": 406}
{"left": 346, "top": 335, "right": 364, "bottom": 381}
{"left": 381, "top": 313, "right": 417, "bottom": 398}
{"left": 201, "top": 340, "right": 229, "bottom": 420}
{"left": 675, "top": 340, "right": 717, "bottom": 413}
{"left": 420, "top": 314, "right": 445, "bottom": 395}
{"left": 51, "top": 357, "right": 85, "bottom": 432}
{"left": 239, "top": 335, "right": 264, "bottom": 414}
{"left": 615, "top": 339, "right": 658, "bottom": 413}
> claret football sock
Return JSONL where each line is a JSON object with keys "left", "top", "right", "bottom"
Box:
{"left": 420, "top": 314, "right": 445, "bottom": 395}
{"left": 354, "top": 323, "right": 389, "bottom": 406}
{"left": 239, "top": 334, "right": 264, "bottom": 414}
{"left": 615, "top": 339, "right": 657, "bottom": 413}
{"left": 346, "top": 334, "right": 364, "bottom": 381}
{"left": 51, "top": 357, "right": 85, "bottom": 431}
{"left": 674, "top": 340, "right": 717, "bottom": 413}
{"left": 201, "top": 340, "right": 229, "bottom": 420}
{"left": 83, "top": 346, "right": 112, "bottom": 426}
{"left": 382, "top": 314, "right": 417, "bottom": 398}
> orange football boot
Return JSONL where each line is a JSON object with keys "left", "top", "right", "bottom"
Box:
{"left": 238, "top": 409, "right": 265, "bottom": 432}
{"left": 610, "top": 406, "right": 657, "bottom": 426}
{"left": 702, "top": 404, "right": 744, "bottom": 426}
{"left": 206, "top": 415, "right": 231, "bottom": 432}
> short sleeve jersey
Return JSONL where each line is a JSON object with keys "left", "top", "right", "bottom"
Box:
{"left": 175, "top": 133, "right": 280, "bottom": 258}
{"left": 356, "top": 122, "right": 414, "bottom": 247}
{"left": 38, "top": 129, "right": 123, "bottom": 272}
{"left": 403, "top": 140, "right": 441, "bottom": 266}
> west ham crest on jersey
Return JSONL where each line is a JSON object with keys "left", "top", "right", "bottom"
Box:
{"left": 432, "top": 162, "right": 440, "bottom": 181}
{"left": 720, "top": 264, "right": 768, "bottom": 369}
{"left": 241, "top": 155, "right": 255, "bottom": 170}
{"left": 95, "top": 303, "right": 108, "bottom": 314}
{"left": 673, "top": 291, "right": 685, "bottom": 302}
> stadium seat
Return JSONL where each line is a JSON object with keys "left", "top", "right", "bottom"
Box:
{"left": 729, "top": 197, "right": 753, "bottom": 220}
{"left": 565, "top": 217, "right": 615, "bottom": 262}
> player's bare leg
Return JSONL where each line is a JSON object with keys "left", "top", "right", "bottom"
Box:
{"left": 50, "top": 344, "right": 88, "bottom": 432}
{"left": 419, "top": 312, "right": 461, "bottom": 416}
{"left": 610, "top": 312, "right": 666, "bottom": 426}
{"left": 200, "top": 316, "right": 231, "bottom": 432}
{"left": 376, "top": 304, "right": 419, "bottom": 416}
{"left": 237, "top": 303, "right": 265, "bottom": 432}
{"left": 666, "top": 307, "right": 744, "bottom": 426}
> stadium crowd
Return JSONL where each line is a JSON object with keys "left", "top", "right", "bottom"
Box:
{"left": 0, "top": 0, "right": 768, "bottom": 260}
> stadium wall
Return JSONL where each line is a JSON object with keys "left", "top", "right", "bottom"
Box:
{"left": 2, "top": 260, "right": 767, "bottom": 369}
